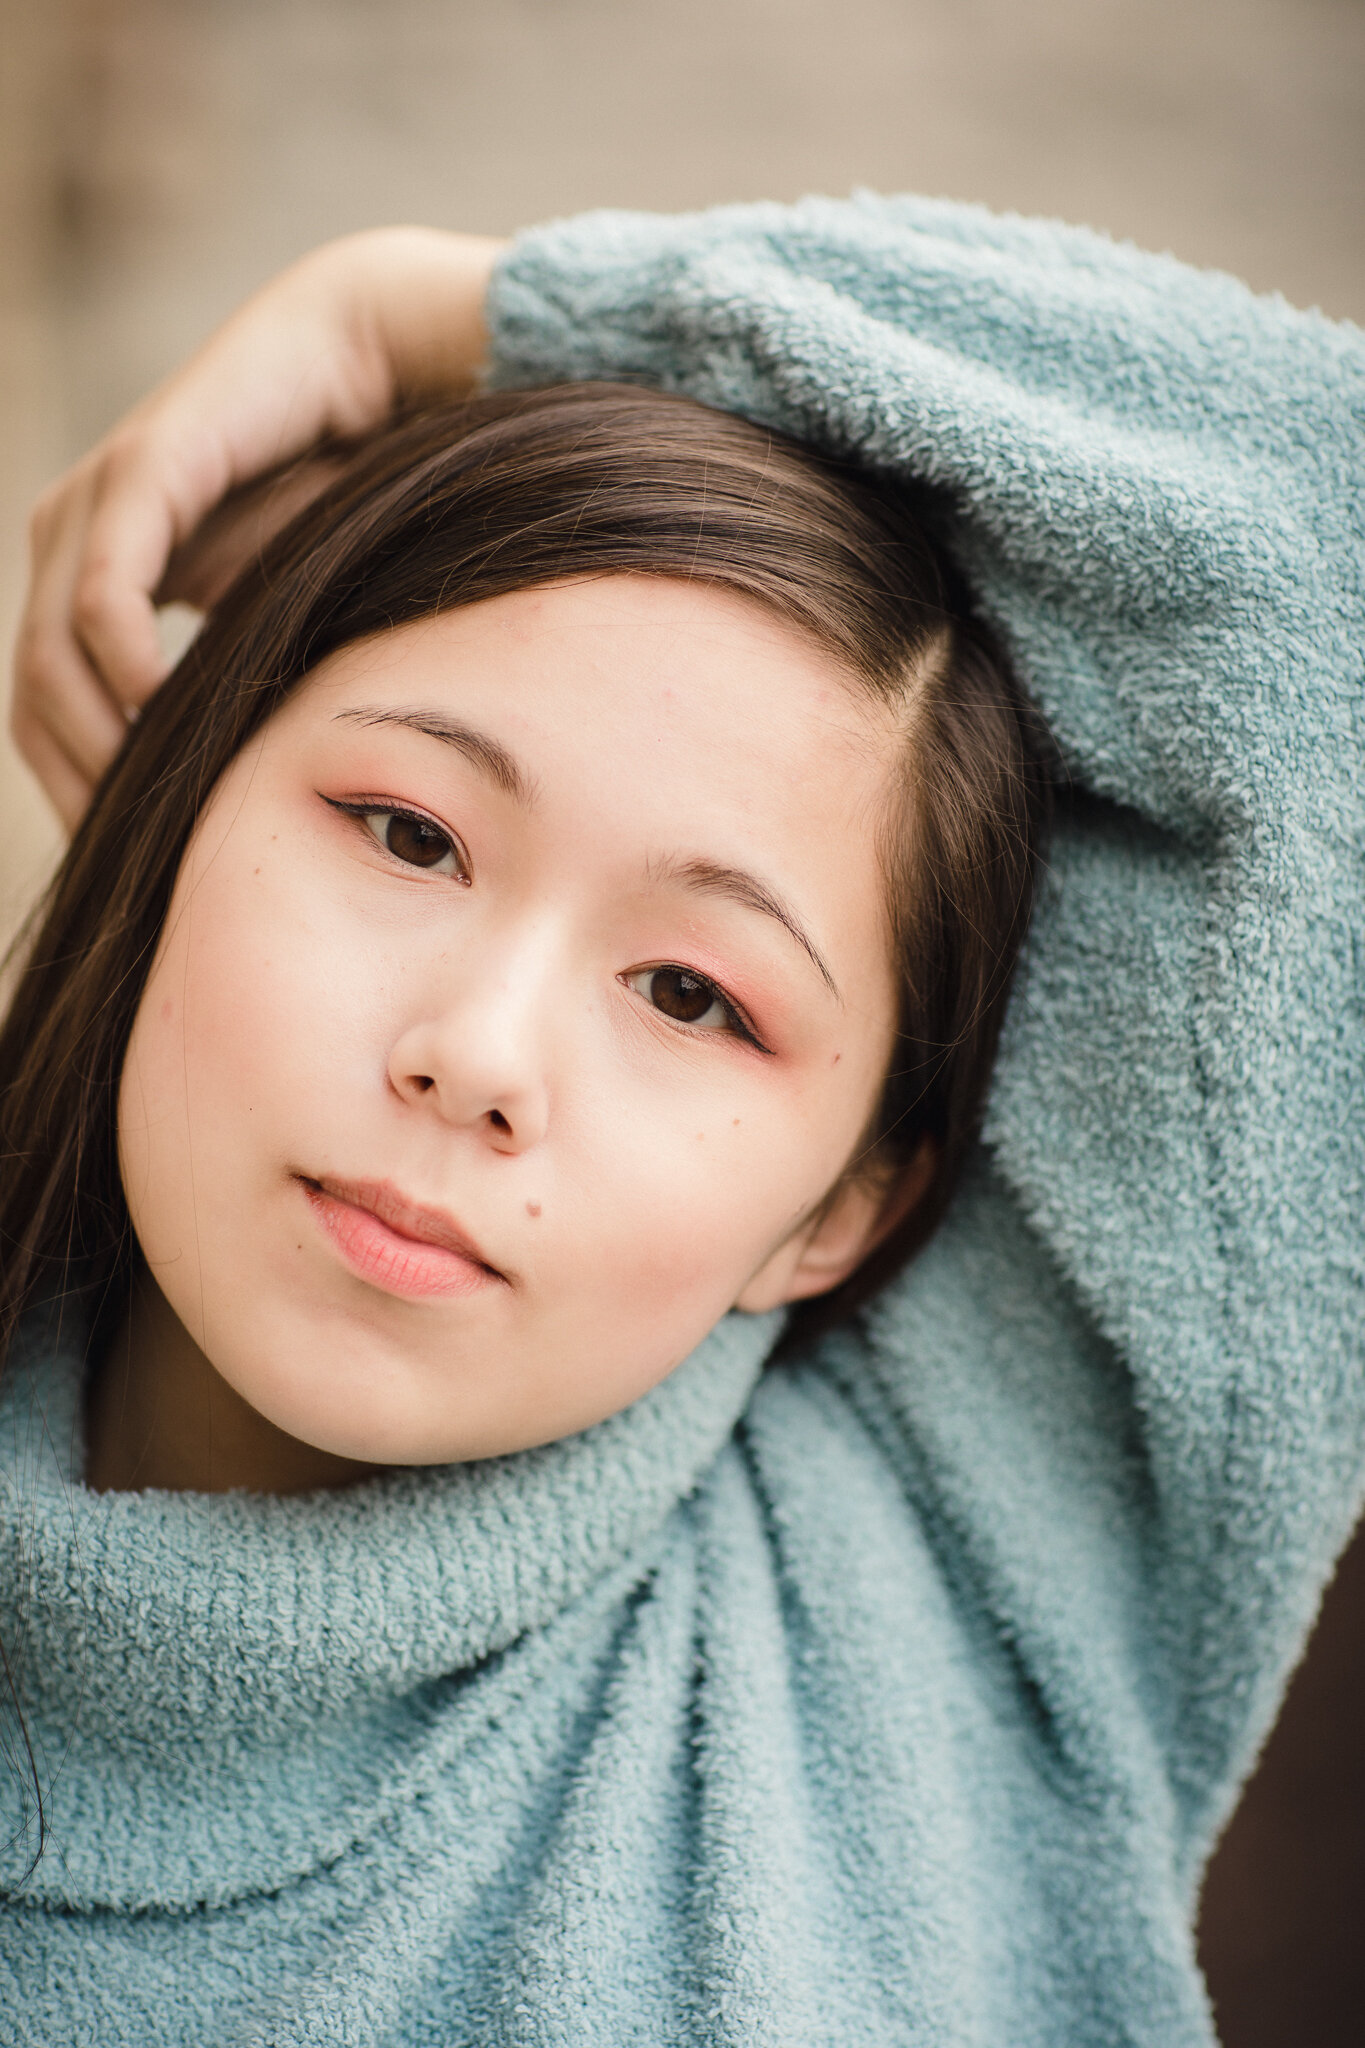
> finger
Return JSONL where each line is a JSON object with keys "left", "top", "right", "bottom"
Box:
{"left": 72, "top": 576, "right": 169, "bottom": 715}
{"left": 9, "top": 709, "right": 97, "bottom": 836}
{"left": 73, "top": 363, "right": 340, "bottom": 694}
{"left": 69, "top": 447, "right": 182, "bottom": 711}
{"left": 13, "top": 592, "right": 133, "bottom": 789}
{"left": 159, "top": 449, "right": 353, "bottom": 610}
{"left": 17, "top": 457, "right": 164, "bottom": 748}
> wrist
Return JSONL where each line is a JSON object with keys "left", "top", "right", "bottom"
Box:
{"left": 307, "top": 227, "right": 509, "bottom": 408}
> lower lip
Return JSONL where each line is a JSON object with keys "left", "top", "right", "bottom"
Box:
{"left": 302, "top": 1183, "right": 495, "bottom": 1301}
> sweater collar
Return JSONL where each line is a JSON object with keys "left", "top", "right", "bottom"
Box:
{"left": 0, "top": 1294, "right": 777, "bottom": 1904}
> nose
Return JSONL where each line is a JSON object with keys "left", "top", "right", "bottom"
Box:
{"left": 386, "top": 943, "right": 552, "bottom": 1154}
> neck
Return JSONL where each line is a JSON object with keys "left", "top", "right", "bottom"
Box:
{"left": 85, "top": 1271, "right": 381, "bottom": 1495}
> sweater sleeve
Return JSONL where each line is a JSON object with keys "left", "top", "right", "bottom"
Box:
{"left": 485, "top": 195, "right": 1365, "bottom": 1873}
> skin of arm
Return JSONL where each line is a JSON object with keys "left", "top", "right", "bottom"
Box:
{"left": 10, "top": 227, "right": 506, "bottom": 828}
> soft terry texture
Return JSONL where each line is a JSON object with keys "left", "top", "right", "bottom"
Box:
{"left": 3, "top": 196, "right": 1363, "bottom": 2046}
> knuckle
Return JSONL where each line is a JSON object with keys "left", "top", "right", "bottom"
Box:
{"left": 94, "top": 435, "right": 135, "bottom": 488}
{"left": 15, "top": 615, "right": 65, "bottom": 696}
{"left": 98, "top": 427, "right": 155, "bottom": 492}
{"left": 27, "top": 487, "right": 60, "bottom": 547}
{"left": 71, "top": 565, "right": 115, "bottom": 636}
{"left": 9, "top": 699, "right": 40, "bottom": 761}
{"left": 29, "top": 449, "right": 99, "bottom": 535}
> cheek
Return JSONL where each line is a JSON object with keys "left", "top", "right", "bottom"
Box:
{"left": 117, "top": 987, "right": 183, "bottom": 1252}
{"left": 576, "top": 1060, "right": 876, "bottom": 1313}
{"left": 119, "top": 851, "right": 371, "bottom": 1249}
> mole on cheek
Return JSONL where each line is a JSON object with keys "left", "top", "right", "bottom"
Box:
{"left": 526, "top": 1201, "right": 541, "bottom": 1219}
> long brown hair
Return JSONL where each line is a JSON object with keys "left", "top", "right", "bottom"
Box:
{"left": 0, "top": 381, "right": 1048, "bottom": 1364}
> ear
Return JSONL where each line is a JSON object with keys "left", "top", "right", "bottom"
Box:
{"left": 734, "top": 1138, "right": 936, "bottom": 1314}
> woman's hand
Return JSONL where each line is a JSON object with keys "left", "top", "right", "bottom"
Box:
{"left": 11, "top": 227, "right": 506, "bottom": 828}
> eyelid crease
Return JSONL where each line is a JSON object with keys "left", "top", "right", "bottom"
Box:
{"left": 646, "top": 853, "right": 839, "bottom": 1002}
{"left": 333, "top": 707, "right": 534, "bottom": 807}
{"left": 319, "top": 793, "right": 472, "bottom": 881}
{"left": 625, "top": 963, "right": 771, "bottom": 1055}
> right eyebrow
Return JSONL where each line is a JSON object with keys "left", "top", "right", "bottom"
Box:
{"left": 649, "top": 853, "right": 841, "bottom": 1001}
{"left": 334, "top": 707, "right": 536, "bottom": 806}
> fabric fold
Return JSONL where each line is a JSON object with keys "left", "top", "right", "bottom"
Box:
{"left": 0, "top": 1299, "right": 777, "bottom": 1905}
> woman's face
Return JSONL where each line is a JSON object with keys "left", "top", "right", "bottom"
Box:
{"left": 118, "top": 576, "right": 903, "bottom": 1466}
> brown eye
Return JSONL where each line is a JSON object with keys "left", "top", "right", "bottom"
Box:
{"left": 322, "top": 795, "right": 470, "bottom": 878}
{"left": 382, "top": 813, "right": 452, "bottom": 869}
{"left": 346, "top": 805, "right": 468, "bottom": 878}
{"left": 639, "top": 967, "right": 728, "bottom": 1027}
{"left": 623, "top": 964, "right": 763, "bottom": 1048}
{"left": 649, "top": 969, "right": 713, "bottom": 1022}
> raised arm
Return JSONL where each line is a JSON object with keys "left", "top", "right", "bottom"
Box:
{"left": 11, "top": 227, "right": 503, "bottom": 826}
{"left": 485, "top": 192, "right": 1365, "bottom": 1860}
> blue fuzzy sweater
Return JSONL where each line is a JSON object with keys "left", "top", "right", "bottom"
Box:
{"left": 2, "top": 196, "right": 1362, "bottom": 2046}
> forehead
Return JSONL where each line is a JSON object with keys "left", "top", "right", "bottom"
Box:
{"left": 297, "top": 576, "right": 898, "bottom": 817}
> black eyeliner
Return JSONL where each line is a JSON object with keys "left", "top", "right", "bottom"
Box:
{"left": 638, "top": 965, "right": 771, "bottom": 1055}
{"left": 317, "top": 793, "right": 471, "bottom": 880}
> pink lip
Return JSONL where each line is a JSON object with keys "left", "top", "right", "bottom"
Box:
{"left": 299, "top": 1175, "right": 505, "bottom": 1301}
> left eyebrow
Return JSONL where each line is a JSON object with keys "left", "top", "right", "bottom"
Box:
{"left": 334, "top": 707, "right": 535, "bottom": 806}
{"left": 650, "top": 854, "right": 840, "bottom": 1000}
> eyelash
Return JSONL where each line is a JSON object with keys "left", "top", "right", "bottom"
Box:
{"left": 322, "top": 792, "right": 767, "bottom": 1052}
{"left": 322, "top": 795, "right": 470, "bottom": 881}
{"left": 624, "top": 966, "right": 767, "bottom": 1052}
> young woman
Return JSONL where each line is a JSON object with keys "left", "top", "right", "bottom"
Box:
{"left": 3, "top": 197, "right": 1362, "bottom": 2047}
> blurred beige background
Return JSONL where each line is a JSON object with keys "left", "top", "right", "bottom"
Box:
{"left": 3, "top": 0, "right": 1364, "bottom": 935}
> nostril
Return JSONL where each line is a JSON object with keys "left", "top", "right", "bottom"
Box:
{"left": 412, "top": 1075, "right": 435, "bottom": 1094}
{"left": 489, "top": 1109, "right": 511, "bottom": 1134}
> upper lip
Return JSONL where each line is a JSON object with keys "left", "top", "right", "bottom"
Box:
{"left": 302, "top": 1174, "right": 507, "bottom": 1279}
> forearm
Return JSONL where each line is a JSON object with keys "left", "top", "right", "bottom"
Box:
{"left": 284, "top": 226, "right": 507, "bottom": 416}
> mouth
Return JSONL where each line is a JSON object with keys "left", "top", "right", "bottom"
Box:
{"left": 297, "top": 1174, "right": 507, "bottom": 1301}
